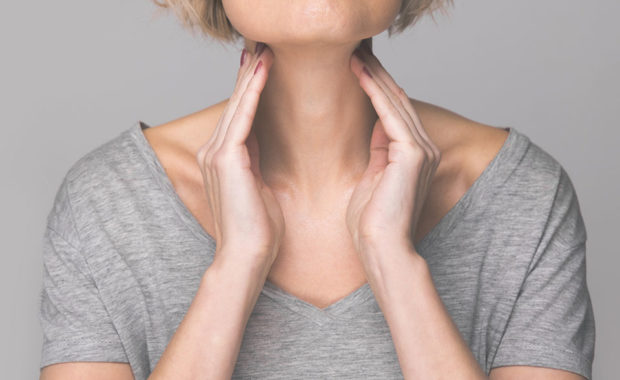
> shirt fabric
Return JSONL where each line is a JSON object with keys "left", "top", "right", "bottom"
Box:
{"left": 39, "top": 120, "right": 595, "bottom": 379}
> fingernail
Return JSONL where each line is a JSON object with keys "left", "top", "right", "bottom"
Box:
{"left": 254, "top": 60, "right": 263, "bottom": 75}
{"left": 255, "top": 42, "right": 266, "bottom": 55}
{"left": 362, "top": 66, "right": 372, "bottom": 78}
{"left": 240, "top": 48, "right": 247, "bottom": 66}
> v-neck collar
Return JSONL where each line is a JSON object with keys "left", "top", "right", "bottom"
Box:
{"left": 127, "top": 119, "right": 530, "bottom": 323}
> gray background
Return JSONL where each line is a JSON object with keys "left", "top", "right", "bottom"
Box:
{"left": 2, "top": 0, "right": 618, "bottom": 378}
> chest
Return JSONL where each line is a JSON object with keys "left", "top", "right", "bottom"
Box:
{"left": 143, "top": 122, "right": 473, "bottom": 311}
{"left": 167, "top": 160, "right": 464, "bottom": 310}
{"left": 91, "top": 201, "right": 503, "bottom": 379}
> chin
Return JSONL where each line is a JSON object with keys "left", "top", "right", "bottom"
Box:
{"left": 222, "top": 0, "right": 402, "bottom": 45}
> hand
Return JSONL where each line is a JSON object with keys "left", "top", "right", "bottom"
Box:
{"left": 196, "top": 43, "right": 285, "bottom": 274}
{"left": 346, "top": 41, "right": 441, "bottom": 262}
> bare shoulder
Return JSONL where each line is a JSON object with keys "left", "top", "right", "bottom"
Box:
{"left": 142, "top": 96, "right": 509, "bottom": 184}
{"left": 143, "top": 99, "right": 228, "bottom": 149}
{"left": 140, "top": 100, "right": 228, "bottom": 179}
{"left": 408, "top": 97, "right": 510, "bottom": 181}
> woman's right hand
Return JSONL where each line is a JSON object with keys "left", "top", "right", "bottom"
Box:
{"left": 196, "top": 43, "right": 284, "bottom": 275}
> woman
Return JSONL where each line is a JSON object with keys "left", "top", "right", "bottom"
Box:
{"left": 39, "top": 1, "right": 595, "bottom": 379}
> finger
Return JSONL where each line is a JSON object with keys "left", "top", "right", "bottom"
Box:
{"left": 354, "top": 48, "right": 431, "bottom": 155}
{"left": 357, "top": 47, "right": 437, "bottom": 159}
{"left": 366, "top": 120, "right": 389, "bottom": 177}
{"left": 208, "top": 48, "right": 255, "bottom": 149}
{"left": 203, "top": 48, "right": 258, "bottom": 237}
{"left": 205, "top": 45, "right": 270, "bottom": 246}
{"left": 358, "top": 44, "right": 404, "bottom": 108}
{"left": 223, "top": 50, "right": 273, "bottom": 148}
{"left": 350, "top": 54, "right": 414, "bottom": 145}
{"left": 351, "top": 50, "right": 414, "bottom": 141}
{"left": 246, "top": 127, "right": 263, "bottom": 181}
{"left": 354, "top": 47, "right": 415, "bottom": 132}
{"left": 213, "top": 45, "right": 270, "bottom": 150}
{"left": 399, "top": 96, "right": 441, "bottom": 161}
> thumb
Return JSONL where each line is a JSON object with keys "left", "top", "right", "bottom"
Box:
{"left": 366, "top": 120, "right": 389, "bottom": 176}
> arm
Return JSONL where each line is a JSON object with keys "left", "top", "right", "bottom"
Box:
{"left": 369, "top": 244, "right": 586, "bottom": 380}
{"left": 38, "top": 222, "right": 137, "bottom": 380}
{"left": 367, "top": 245, "right": 486, "bottom": 379}
{"left": 149, "top": 43, "right": 281, "bottom": 379}
{"left": 347, "top": 43, "right": 593, "bottom": 380}
{"left": 147, "top": 255, "right": 268, "bottom": 380}
{"left": 346, "top": 43, "right": 484, "bottom": 379}
{"left": 489, "top": 366, "right": 586, "bottom": 380}
{"left": 41, "top": 363, "right": 134, "bottom": 380}
{"left": 40, "top": 249, "right": 267, "bottom": 380}
{"left": 41, "top": 44, "right": 280, "bottom": 380}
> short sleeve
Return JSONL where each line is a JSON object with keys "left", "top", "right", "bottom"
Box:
{"left": 39, "top": 175, "right": 128, "bottom": 369}
{"left": 490, "top": 168, "right": 595, "bottom": 379}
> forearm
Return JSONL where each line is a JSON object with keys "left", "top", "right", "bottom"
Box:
{"left": 367, "top": 247, "right": 487, "bottom": 380}
{"left": 148, "top": 254, "right": 267, "bottom": 380}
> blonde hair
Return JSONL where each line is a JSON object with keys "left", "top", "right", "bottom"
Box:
{"left": 151, "top": 0, "right": 453, "bottom": 45}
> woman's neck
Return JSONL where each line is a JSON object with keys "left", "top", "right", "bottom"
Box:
{"left": 247, "top": 39, "right": 378, "bottom": 196}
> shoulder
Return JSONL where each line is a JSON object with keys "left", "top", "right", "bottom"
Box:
{"left": 62, "top": 125, "right": 138, "bottom": 189}
{"left": 408, "top": 97, "right": 508, "bottom": 148}
{"left": 45, "top": 123, "right": 139, "bottom": 239}
{"left": 408, "top": 98, "right": 515, "bottom": 190}
{"left": 142, "top": 99, "right": 226, "bottom": 154}
{"left": 412, "top": 99, "right": 587, "bottom": 255}
{"left": 409, "top": 97, "right": 564, "bottom": 182}
{"left": 61, "top": 100, "right": 225, "bottom": 201}
{"left": 410, "top": 97, "right": 576, "bottom": 222}
{"left": 49, "top": 122, "right": 158, "bottom": 224}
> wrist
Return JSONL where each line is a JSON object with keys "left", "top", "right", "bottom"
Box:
{"left": 364, "top": 246, "right": 429, "bottom": 301}
{"left": 210, "top": 244, "right": 274, "bottom": 278}
{"left": 359, "top": 234, "right": 416, "bottom": 258}
{"left": 200, "top": 258, "right": 268, "bottom": 320}
{"left": 203, "top": 256, "right": 270, "bottom": 301}
{"left": 360, "top": 237, "right": 421, "bottom": 272}
{"left": 207, "top": 254, "right": 268, "bottom": 281}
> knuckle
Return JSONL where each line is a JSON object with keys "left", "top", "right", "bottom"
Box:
{"left": 425, "top": 140, "right": 441, "bottom": 163}
{"left": 403, "top": 139, "right": 421, "bottom": 153}
{"left": 229, "top": 91, "right": 241, "bottom": 105}
{"left": 391, "top": 140, "right": 420, "bottom": 162}
{"left": 205, "top": 150, "right": 217, "bottom": 171}
{"left": 238, "top": 109, "right": 255, "bottom": 124}
{"left": 235, "top": 109, "right": 252, "bottom": 125}
{"left": 429, "top": 144, "right": 440, "bottom": 162}
{"left": 408, "top": 143, "right": 428, "bottom": 163}
{"left": 212, "top": 150, "right": 229, "bottom": 172}
{"left": 245, "top": 84, "right": 261, "bottom": 97}
{"left": 196, "top": 144, "right": 212, "bottom": 169}
{"left": 383, "top": 111, "right": 402, "bottom": 127}
{"left": 195, "top": 146, "right": 206, "bottom": 165}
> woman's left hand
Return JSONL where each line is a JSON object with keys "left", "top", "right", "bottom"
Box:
{"left": 346, "top": 42, "right": 441, "bottom": 268}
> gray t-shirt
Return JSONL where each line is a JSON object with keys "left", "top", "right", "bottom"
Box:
{"left": 39, "top": 120, "right": 595, "bottom": 379}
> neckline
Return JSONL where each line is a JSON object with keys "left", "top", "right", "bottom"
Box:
{"left": 128, "top": 119, "right": 528, "bottom": 322}
{"left": 413, "top": 124, "right": 528, "bottom": 254}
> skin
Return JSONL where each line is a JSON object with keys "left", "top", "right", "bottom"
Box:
{"left": 40, "top": 1, "right": 586, "bottom": 379}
